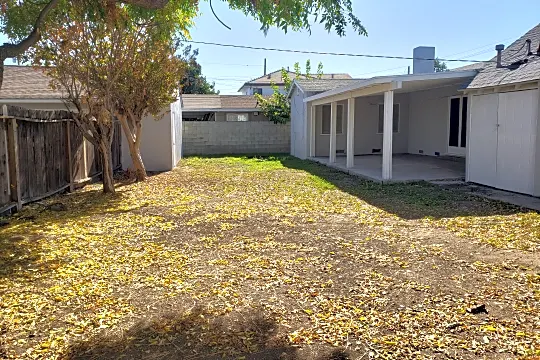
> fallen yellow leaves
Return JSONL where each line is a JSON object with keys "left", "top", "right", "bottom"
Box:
{"left": 0, "top": 155, "right": 539, "bottom": 359}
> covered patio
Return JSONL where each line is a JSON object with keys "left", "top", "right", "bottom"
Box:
{"left": 304, "top": 71, "right": 477, "bottom": 182}
{"left": 312, "top": 154, "right": 465, "bottom": 182}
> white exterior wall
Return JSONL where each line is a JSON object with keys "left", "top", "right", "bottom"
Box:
{"left": 314, "top": 99, "right": 348, "bottom": 156}
{"left": 290, "top": 88, "right": 315, "bottom": 159}
{"left": 240, "top": 85, "right": 286, "bottom": 96}
{"left": 468, "top": 87, "right": 540, "bottom": 196}
{"left": 121, "top": 107, "right": 175, "bottom": 172}
{"left": 171, "top": 99, "right": 182, "bottom": 166}
{"left": 353, "top": 94, "right": 409, "bottom": 155}
{"left": 535, "top": 86, "right": 540, "bottom": 196}
{"left": 314, "top": 94, "right": 409, "bottom": 156}
{"left": 408, "top": 85, "right": 463, "bottom": 156}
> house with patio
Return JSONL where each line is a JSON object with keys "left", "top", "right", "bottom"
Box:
{"left": 289, "top": 23, "right": 540, "bottom": 197}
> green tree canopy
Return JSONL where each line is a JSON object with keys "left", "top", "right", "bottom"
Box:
{"left": 178, "top": 46, "right": 218, "bottom": 94}
{"left": 256, "top": 61, "right": 322, "bottom": 124}
{"left": 0, "top": 0, "right": 366, "bottom": 87}
{"left": 434, "top": 58, "right": 449, "bottom": 72}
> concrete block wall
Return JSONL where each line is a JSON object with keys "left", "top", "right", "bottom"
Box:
{"left": 182, "top": 121, "right": 291, "bottom": 155}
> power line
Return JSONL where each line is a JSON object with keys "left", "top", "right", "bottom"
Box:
{"left": 441, "top": 35, "right": 518, "bottom": 58}
{"left": 185, "top": 40, "right": 494, "bottom": 63}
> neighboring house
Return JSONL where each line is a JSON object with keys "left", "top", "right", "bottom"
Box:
{"left": 289, "top": 23, "right": 540, "bottom": 197}
{"left": 0, "top": 65, "right": 182, "bottom": 172}
{"left": 181, "top": 94, "right": 267, "bottom": 122}
{"left": 180, "top": 94, "right": 290, "bottom": 155}
{"left": 238, "top": 70, "right": 352, "bottom": 96}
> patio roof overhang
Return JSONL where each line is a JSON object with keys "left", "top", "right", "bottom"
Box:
{"left": 181, "top": 108, "right": 261, "bottom": 113}
{"left": 304, "top": 71, "right": 477, "bottom": 106}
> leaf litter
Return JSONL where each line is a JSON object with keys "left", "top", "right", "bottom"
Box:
{"left": 0, "top": 155, "right": 539, "bottom": 359}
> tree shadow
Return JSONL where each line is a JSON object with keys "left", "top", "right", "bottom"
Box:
{"left": 274, "top": 155, "right": 527, "bottom": 220}
{"left": 62, "top": 306, "right": 298, "bottom": 360}
{"left": 62, "top": 305, "right": 361, "bottom": 360}
{"left": 0, "top": 188, "right": 141, "bottom": 279}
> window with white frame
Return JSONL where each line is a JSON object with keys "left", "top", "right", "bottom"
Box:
{"left": 226, "top": 113, "right": 249, "bottom": 122}
{"left": 377, "top": 103, "right": 400, "bottom": 133}
{"left": 321, "top": 104, "right": 344, "bottom": 135}
{"left": 252, "top": 88, "right": 263, "bottom": 95}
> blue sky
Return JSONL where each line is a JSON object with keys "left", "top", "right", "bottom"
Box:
{"left": 187, "top": 0, "right": 540, "bottom": 94}
{"left": 1, "top": 1, "right": 539, "bottom": 94}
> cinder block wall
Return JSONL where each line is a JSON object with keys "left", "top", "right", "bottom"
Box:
{"left": 182, "top": 121, "right": 291, "bottom": 155}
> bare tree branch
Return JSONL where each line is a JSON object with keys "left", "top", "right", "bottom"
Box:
{"left": 0, "top": 0, "right": 60, "bottom": 88}
{"left": 115, "top": 0, "right": 169, "bottom": 8}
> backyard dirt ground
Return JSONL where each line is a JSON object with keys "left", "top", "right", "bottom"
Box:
{"left": 0, "top": 155, "right": 539, "bottom": 360}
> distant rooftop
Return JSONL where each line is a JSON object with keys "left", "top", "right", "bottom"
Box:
{"left": 238, "top": 70, "right": 352, "bottom": 91}
{"left": 181, "top": 94, "right": 262, "bottom": 111}
{"left": 293, "top": 78, "right": 365, "bottom": 93}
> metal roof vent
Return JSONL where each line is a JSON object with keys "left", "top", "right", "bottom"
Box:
{"left": 495, "top": 44, "right": 505, "bottom": 68}
{"left": 526, "top": 39, "right": 532, "bottom": 56}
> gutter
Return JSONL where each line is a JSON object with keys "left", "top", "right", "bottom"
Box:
{"left": 304, "top": 70, "right": 478, "bottom": 103}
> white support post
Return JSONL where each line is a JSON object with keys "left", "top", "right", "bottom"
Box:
{"left": 346, "top": 97, "right": 355, "bottom": 168}
{"left": 382, "top": 90, "right": 394, "bottom": 180}
{"left": 329, "top": 101, "right": 337, "bottom": 163}
{"left": 309, "top": 104, "right": 316, "bottom": 157}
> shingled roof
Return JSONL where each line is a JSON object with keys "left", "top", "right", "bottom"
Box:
{"left": 0, "top": 66, "right": 64, "bottom": 100}
{"left": 293, "top": 78, "right": 365, "bottom": 93}
{"left": 465, "top": 23, "right": 540, "bottom": 89}
{"left": 181, "top": 94, "right": 261, "bottom": 111}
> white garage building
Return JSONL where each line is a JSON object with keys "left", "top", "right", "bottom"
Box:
{"left": 289, "top": 23, "right": 540, "bottom": 196}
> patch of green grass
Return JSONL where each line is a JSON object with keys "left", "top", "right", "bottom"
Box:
{"left": 304, "top": 174, "right": 336, "bottom": 191}
{"left": 183, "top": 155, "right": 540, "bottom": 250}
{"left": 184, "top": 154, "right": 289, "bottom": 171}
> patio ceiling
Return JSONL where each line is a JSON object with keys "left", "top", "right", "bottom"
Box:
{"left": 304, "top": 71, "right": 477, "bottom": 106}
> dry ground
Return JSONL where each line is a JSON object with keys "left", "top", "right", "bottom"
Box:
{"left": 1, "top": 155, "right": 539, "bottom": 360}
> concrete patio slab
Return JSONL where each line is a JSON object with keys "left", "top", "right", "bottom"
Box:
{"left": 311, "top": 154, "right": 465, "bottom": 183}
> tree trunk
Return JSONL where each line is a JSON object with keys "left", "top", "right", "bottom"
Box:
{"left": 118, "top": 113, "right": 147, "bottom": 182}
{"left": 126, "top": 138, "right": 147, "bottom": 181}
{"left": 99, "top": 142, "right": 116, "bottom": 194}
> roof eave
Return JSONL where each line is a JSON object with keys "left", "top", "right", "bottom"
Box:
{"left": 304, "top": 70, "right": 478, "bottom": 103}
{"left": 182, "top": 108, "right": 261, "bottom": 112}
{"left": 0, "top": 98, "right": 66, "bottom": 103}
{"left": 286, "top": 80, "right": 303, "bottom": 99}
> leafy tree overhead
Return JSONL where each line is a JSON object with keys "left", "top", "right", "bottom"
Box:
{"left": 178, "top": 46, "right": 218, "bottom": 95}
{"left": 0, "top": 0, "right": 367, "bottom": 88}
{"left": 255, "top": 61, "right": 322, "bottom": 124}
{"left": 34, "top": 1, "right": 185, "bottom": 188}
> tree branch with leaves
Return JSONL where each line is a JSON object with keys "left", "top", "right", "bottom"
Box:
{"left": 255, "top": 61, "right": 323, "bottom": 124}
{"left": 1, "top": 0, "right": 366, "bottom": 88}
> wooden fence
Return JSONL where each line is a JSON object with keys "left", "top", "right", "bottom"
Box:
{"left": 0, "top": 105, "right": 121, "bottom": 214}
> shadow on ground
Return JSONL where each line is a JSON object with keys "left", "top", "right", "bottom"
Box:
{"left": 279, "top": 155, "right": 531, "bottom": 220}
{"left": 190, "top": 154, "right": 529, "bottom": 220}
{"left": 0, "top": 189, "right": 138, "bottom": 279}
{"left": 61, "top": 306, "right": 356, "bottom": 360}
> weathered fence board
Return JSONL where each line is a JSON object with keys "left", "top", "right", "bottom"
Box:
{"left": 0, "top": 105, "right": 122, "bottom": 213}
{"left": 0, "top": 121, "right": 9, "bottom": 206}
